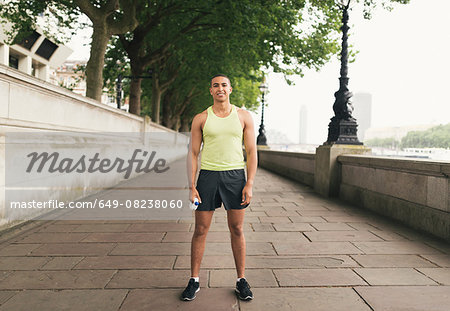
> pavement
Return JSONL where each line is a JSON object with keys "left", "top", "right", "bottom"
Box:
{"left": 0, "top": 167, "right": 449, "bottom": 311}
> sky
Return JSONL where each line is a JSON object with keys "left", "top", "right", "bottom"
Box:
{"left": 68, "top": 0, "right": 450, "bottom": 144}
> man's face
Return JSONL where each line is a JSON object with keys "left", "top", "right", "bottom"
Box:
{"left": 210, "top": 76, "right": 232, "bottom": 102}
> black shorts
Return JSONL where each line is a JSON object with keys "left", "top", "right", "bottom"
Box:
{"left": 195, "top": 169, "right": 249, "bottom": 211}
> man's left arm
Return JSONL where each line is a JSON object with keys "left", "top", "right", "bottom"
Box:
{"left": 241, "top": 110, "right": 257, "bottom": 205}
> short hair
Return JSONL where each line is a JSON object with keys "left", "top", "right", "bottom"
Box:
{"left": 210, "top": 74, "right": 231, "bottom": 86}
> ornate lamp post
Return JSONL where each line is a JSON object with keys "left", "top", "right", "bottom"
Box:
{"left": 257, "top": 81, "right": 268, "bottom": 145}
{"left": 326, "top": 0, "right": 362, "bottom": 145}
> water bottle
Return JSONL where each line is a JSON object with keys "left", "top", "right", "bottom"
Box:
{"left": 190, "top": 198, "right": 199, "bottom": 210}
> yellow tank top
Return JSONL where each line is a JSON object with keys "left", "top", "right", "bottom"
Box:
{"left": 200, "top": 105, "right": 245, "bottom": 171}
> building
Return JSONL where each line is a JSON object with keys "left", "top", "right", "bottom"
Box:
{"left": 298, "top": 105, "right": 308, "bottom": 144}
{"left": 1, "top": 21, "right": 121, "bottom": 109}
{"left": 54, "top": 60, "right": 127, "bottom": 110}
{"left": 352, "top": 92, "right": 372, "bottom": 141}
{"left": 0, "top": 22, "right": 72, "bottom": 84}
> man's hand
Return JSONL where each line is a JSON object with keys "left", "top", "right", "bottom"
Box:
{"left": 241, "top": 183, "right": 253, "bottom": 205}
{"left": 190, "top": 187, "right": 202, "bottom": 204}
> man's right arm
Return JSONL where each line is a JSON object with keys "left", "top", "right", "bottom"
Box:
{"left": 188, "top": 113, "right": 203, "bottom": 203}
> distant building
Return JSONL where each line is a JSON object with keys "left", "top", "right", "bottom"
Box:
{"left": 0, "top": 22, "right": 72, "bottom": 84}
{"left": 352, "top": 92, "right": 372, "bottom": 141}
{"left": 298, "top": 105, "right": 308, "bottom": 144}
{"left": 55, "top": 60, "right": 87, "bottom": 96}
{"left": 54, "top": 60, "right": 122, "bottom": 109}
{"left": 55, "top": 60, "right": 126, "bottom": 110}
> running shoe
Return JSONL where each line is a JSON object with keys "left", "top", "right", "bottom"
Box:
{"left": 181, "top": 278, "right": 200, "bottom": 301}
{"left": 235, "top": 278, "right": 253, "bottom": 300}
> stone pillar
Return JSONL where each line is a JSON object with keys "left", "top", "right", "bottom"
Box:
{"left": 38, "top": 64, "right": 49, "bottom": 81}
{"left": 0, "top": 44, "right": 9, "bottom": 66}
{"left": 314, "top": 144, "right": 371, "bottom": 197}
{"left": 18, "top": 55, "right": 32, "bottom": 75}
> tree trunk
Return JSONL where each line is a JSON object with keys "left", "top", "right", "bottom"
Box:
{"left": 128, "top": 65, "right": 144, "bottom": 115}
{"left": 162, "top": 89, "right": 174, "bottom": 127}
{"left": 151, "top": 79, "right": 162, "bottom": 124}
{"left": 85, "top": 26, "right": 110, "bottom": 101}
{"left": 180, "top": 116, "right": 190, "bottom": 132}
{"left": 172, "top": 116, "right": 181, "bottom": 131}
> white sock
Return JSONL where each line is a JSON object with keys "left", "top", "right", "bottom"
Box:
{"left": 237, "top": 277, "right": 245, "bottom": 282}
{"left": 190, "top": 277, "right": 199, "bottom": 282}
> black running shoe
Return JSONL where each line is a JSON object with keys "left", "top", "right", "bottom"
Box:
{"left": 235, "top": 278, "right": 253, "bottom": 300}
{"left": 181, "top": 278, "right": 200, "bottom": 301}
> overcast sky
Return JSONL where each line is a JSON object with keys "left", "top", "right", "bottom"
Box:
{"left": 68, "top": 0, "right": 450, "bottom": 144}
{"left": 259, "top": 0, "right": 450, "bottom": 144}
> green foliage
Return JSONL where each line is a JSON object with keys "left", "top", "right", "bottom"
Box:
{"left": 0, "top": 0, "right": 81, "bottom": 44}
{"left": 366, "top": 137, "right": 400, "bottom": 149}
{"left": 400, "top": 124, "right": 450, "bottom": 149}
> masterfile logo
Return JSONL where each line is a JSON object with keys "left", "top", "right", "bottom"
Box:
{"left": 26, "top": 149, "right": 170, "bottom": 179}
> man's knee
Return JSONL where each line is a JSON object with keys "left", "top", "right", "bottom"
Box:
{"left": 194, "top": 224, "right": 210, "bottom": 237}
{"left": 229, "top": 223, "right": 244, "bottom": 237}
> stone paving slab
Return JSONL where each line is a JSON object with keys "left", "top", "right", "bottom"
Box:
{"left": 250, "top": 224, "right": 275, "bottom": 231}
{"left": 420, "top": 254, "right": 450, "bottom": 267}
{"left": 174, "top": 255, "right": 235, "bottom": 269}
{"left": 106, "top": 269, "right": 208, "bottom": 289}
{"left": 0, "top": 256, "right": 50, "bottom": 270}
{"left": 352, "top": 241, "right": 442, "bottom": 254}
{"left": 417, "top": 268, "right": 450, "bottom": 285}
{"left": 354, "top": 268, "right": 438, "bottom": 285}
{"left": 29, "top": 243, "right": 116, "bottom": 256}
{"left": 37, "top": 224, "right": 81, "bottom": 232}
{"left": 0, "top": 290, "right": 127, "bottom": 311}
{"left": 355, "top": 286, "right": 450, "bottom": 311}
{"left": 71, "top": 224, "right": 131, "bottom": 232}
{"left": 119, "top": 288, "right": 239, "bottom": 311}
{"left": 0, "top": 244, "right": 42, "bottom": 256}
{"left": 272, "top": 223, "right": 315, "bottom": 232}
{"left": 80, "top": 232, "right": 165, "bottom": 242}
{"left": 274, "top": 268, "right": 367, "bottom": 286}
{"left": 309, "top": 222, "right": 355, "bottom": 231}
{"left": 239, "top": 288, "right": 372, "bottom": 311}
{"left": 0, "top": 270, "right": 116, "bottom": 289}
{"left": 304, "top": 230, "right": 383, "bottom": 242}
{"left": 125, "top": 223, "right": 191, "bottom": 232}
{"left": 0, "top": 292, "right": 16, "bottom": 306}
{"left": 15, "top": 232, "right": 90, "bottom": 243}
{"left": 74, "top": 255, "right": 176, "bottom": 270}
{"left": 350, "top": 254, "right": 438, "bottom": 268}
{"left": 40, "top": 257, "right": 84, "bottom": 270}
{"left": 273, "top": 241, "right": 362, "bottom": 255}
{"left": 210, "top": 269, "right": 277, "bottom": 287}
{"left": 245, "top": 255, "right": 359, "bottom": 269}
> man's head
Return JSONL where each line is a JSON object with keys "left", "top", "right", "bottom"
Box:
{"left": 210, "top": 74, "right": 232, "bottom": 103}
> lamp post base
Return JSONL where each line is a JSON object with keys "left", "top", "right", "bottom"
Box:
{"left": 326, "top": 117, "right": 362, "bottom": 145}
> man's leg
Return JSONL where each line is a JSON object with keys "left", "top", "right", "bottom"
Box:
{"left": 227, "top": 209, "right": 246, "bottom": 278}
{"left": 191, "top": 210, "right": 214, "bottom": 277}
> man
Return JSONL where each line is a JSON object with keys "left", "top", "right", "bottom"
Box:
{"left": 181, "top": 74, "right": 257, "bottom": 301}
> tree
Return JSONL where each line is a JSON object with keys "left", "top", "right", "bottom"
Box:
{"left": 1, "top": 0, "right": 139, "bottom": 101}
{"left": 401, "top": 124, "right": 450, "bottom": 149}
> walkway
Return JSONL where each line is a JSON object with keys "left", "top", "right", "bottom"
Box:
{"left": 0, "top": 168, "right": 449, "bottom": 310}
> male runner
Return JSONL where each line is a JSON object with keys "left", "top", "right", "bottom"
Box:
{"left": 181, "top": 74, "right": 257, "bottom": 301}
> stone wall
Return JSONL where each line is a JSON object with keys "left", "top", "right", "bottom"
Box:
{"left": 339, "top": 155, "right": 450, "bottom": 241}
{"left": 0, "top": 64, "right": 188, "bottom": 231}
{"left": 257, "top": 149, "right": 315, "bottom": 187}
